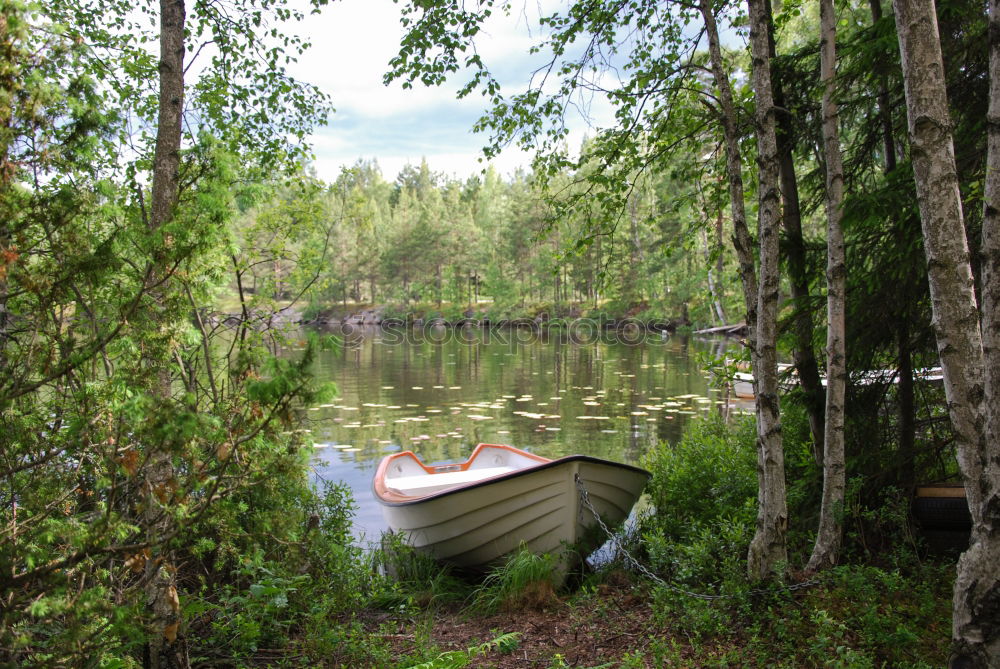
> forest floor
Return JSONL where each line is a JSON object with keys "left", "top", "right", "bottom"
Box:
{"left": 355, "top": 561, "right": 956, "bottom": 668}
{"left": 374, "top": 577, "right": 750, "bottom": 668}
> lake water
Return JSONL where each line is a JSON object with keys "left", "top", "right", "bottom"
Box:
{"left": 304, "top": 326, "right": 747, "bottom": 545}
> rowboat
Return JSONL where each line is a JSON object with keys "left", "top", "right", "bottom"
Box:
{"left": 373, "top": 443, "right": 651, "bottom": 571}
{"left": 724, "top": 364, "right": 941, "bottom": 400}
{"left": 732, "top": 371, "right": 756, "bottom": 399}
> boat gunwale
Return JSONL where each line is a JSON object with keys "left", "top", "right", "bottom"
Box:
{"left": 373, "top": 444, "right": 651, "bottom": 507}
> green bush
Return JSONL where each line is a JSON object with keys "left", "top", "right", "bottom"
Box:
{"left": 183, "top": 475, "right": 380, "bottom": 664}
{"left": 633, "top": 415, "right": 951, "bottom": 666}
{"left": 641, "top": 415, "right": 757, "bottom": 544}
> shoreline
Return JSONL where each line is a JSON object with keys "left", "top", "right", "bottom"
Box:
{"left": 206, "top": 304, "right": 746, "bottom": 338}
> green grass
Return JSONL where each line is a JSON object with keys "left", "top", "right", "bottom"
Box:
{"left": 471, "top": 544, "right": 562, "bottom": 614}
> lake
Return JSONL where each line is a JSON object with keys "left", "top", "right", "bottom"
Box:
{"left": 304, "top": 325, "right": 747, "bottom": 544}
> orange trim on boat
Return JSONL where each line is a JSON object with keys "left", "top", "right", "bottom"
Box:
{"left": 373, "top": 443, "right": 550, "bottom": 504}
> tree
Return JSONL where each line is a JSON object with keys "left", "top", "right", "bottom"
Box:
{"left": 387, "top": 0, "right": 793, "bottom": 578}
{"left": 808, "top": 0, "right": 848, "bottom": 572}
{"left": 744, "top": 0, "right": 789, "bottom": 581}
{"left": 769, "top": 0, "right": 827, "bottom": 464}
{"left": 894, "top": 0, "right": 1000, "bottom": 662}
{"left": 142, "top": 2, "right": 187, "bottom": 663}
{"left": 0, "top": 0, "right": 333, "bottom": 663}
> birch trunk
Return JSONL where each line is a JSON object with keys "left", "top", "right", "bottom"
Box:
{"left": 698, "top": 0, "right": 757, "bottom": 335}
{"left": 808, "top": 0, "right": 847, "bottom": 572}
{"left": 702, "top": 216, "right": 727, "bottom": 326}
{"left": 144, "top": 0, "right": 186, "bottom": 666}
{"left": 767, "top": 0, "right": 826, "bottom": 465}
{"left": 745, "top": 0, "right": 788, "bottom": 581}
{"left": 959, "top": 0, "right": 1000, "bottom": 663}
{"left": 713, "top": 210, "right": 728, "bottom": 324}
{"left": 895, "top": 0, "right": 1000, "bottom": 663}
{"left": 701, "top": 0, "right": 786, "bottom": 580}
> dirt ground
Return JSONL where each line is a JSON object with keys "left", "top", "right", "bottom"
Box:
{"left": 382, "top": 578, "right": 716, "bottom": 668}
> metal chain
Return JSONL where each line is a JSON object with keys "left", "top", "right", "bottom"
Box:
{"left": 574, "top": 474, "right": 823, "bottom": 601}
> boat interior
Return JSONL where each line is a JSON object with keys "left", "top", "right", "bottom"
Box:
{"left": 382, "top": 443, "right": 549, "bottom": 497}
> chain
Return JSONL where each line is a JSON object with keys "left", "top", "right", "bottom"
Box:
{"left": 574, "top": 474, "right": 823, "bottom": 601}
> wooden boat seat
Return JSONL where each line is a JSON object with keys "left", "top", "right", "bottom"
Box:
{"left": 386, "top": 466, "right": 516, "bottom": 495}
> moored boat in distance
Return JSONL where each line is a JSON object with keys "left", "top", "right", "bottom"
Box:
{"left": 372, "top": 443, "right": 651, "bottom": 571}
{"left": 726, "top": 365, "right": 942, "bottom": 399}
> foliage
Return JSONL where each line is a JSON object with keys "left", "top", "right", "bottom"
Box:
{"left": 635, "top": 415, "right": 952, "bottom": 664}
{"left": 0, "top": 0, "right": 988, "bottom": 661}
{"left": 373, "top": 530, "right": 468, "bottom": 610}
{"left": 471, "top": 544, "right": 562, "bottom": 614}
{"left": 0, "top": 0, "right": 346, "bottom": 664}
{"left": 403, "top": 632, "right": 521, "bottom": 669}
{"left": 638, "top": 419, "right": 759, "bottom": 632}
{"left": 182, "top": 481, "right": 380, "bottom": 663}
{"left": 642, "top": 415, "right": 758, "bottom": 544}
{"left": 740, "top": 564, "right": 952, "bottom": 667}
{"left": 240, "top": 154, "right": 737, "bottom": 325}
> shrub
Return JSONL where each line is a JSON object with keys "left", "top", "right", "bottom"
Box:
{"left": 641, "top": 415, "right": 757, "bottom": 544}
{"left": 182, "top": 476, "right": 379, "bottom": 663}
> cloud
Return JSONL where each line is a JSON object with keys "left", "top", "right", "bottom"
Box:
{"left": 286, "top": 0, "right": 614, "bottom": 183}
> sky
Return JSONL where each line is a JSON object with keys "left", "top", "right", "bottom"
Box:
{"left": 285, "top": 0, "right": 610, "bottom": 184}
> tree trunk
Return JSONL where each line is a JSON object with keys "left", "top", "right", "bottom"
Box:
{"left": 767, "top": 0, "right": 826, "bottom": 465}
{"left": 895, "top": 0, "right": 1000, "bottom": 662}
{"left": 698, "top": 0, "right": 757, "bottom": 332}
{"left": 698, "top": 176, "right": 728, "bottom": 326}
{"left": 144, "top": 1, "right": 187, "bottom": 667}
{"left": 436, "top": 264, "right": 442, "bottom": 307}
{"left": 965, "top": 0, "right": 1000, "bottom": 664}
{"left": 869, "top": 0, "right": 898, "bottom": 172}
{"left": 869, "top": 0, "right": 916, "bottom": 488}
{"left": 629, "top": 188, "right": 642, "bottom": 304}
{"left": 897, "top": 322, "right": 916, "bottom": 491}
{"left": 702, "top": 225, "right": 725, "bottom": 326}
{"left": 745, "top": 0, "right": 788, "bottom": 581}
{"left": 808, "top": 0, "right": 848, "bottom": 572}
{"left": 713, "top": 209, "right": 728, "bottom": 324}
{"left": 700, "top": 0, "right": 786, "bottom": 581}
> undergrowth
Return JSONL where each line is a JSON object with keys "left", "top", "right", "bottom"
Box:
{"left": 402, "top": 632, "right": 521, "bottom": 669}
{"left": 471, "top": 545, "right": 561, "bottom": 613}
{"left": 77, "top": 412, "right": 951, "bottom": 667}
{"left": 626, "top": 413, "right": 954, "bottom": 667}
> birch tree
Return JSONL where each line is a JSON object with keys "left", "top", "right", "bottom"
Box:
{"left": 894, "top": 0, "right": 1000, "bottom": 662}
{"left": 695, "top": 0, "right": 788, "bottom": 578}
{"left": 767, "top": 0, "right": 827, "bottom": 465}
{"left": 745, "top": 0, "right": 789, "bottom": 580}
{"left": 808, "top": 0, "right": 848, "bottom": 572}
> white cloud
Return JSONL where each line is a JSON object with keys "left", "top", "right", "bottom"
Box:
{"left": 286, "top": 0, "right": 615, "bottom": 183}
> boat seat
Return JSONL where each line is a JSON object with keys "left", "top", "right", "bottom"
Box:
{"left": 386, "top": 466, "right": 516, "bottom": 495}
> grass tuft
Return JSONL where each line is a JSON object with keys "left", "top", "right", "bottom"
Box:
{"left": 472, "top": 544, "right": 561, "bottom": 613}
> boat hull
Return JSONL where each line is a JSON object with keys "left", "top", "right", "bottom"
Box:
{"left": 376, "top": 455, "right": 650, "bottom": 570}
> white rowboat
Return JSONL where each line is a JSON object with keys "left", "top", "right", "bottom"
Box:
{"left": 373, "top": 443, "right": 650, "bottom": 570}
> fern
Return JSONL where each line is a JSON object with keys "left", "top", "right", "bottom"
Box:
{"left": 403, "top": 632, "right": 521, "bottom": 669}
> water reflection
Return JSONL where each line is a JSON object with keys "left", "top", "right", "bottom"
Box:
{"left": 305, "top": 327, "right": 746, "bottom": 542}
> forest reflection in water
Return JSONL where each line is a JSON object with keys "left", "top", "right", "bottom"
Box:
{"left": 302, "top": 326, "right": 748, "bottom": 542}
